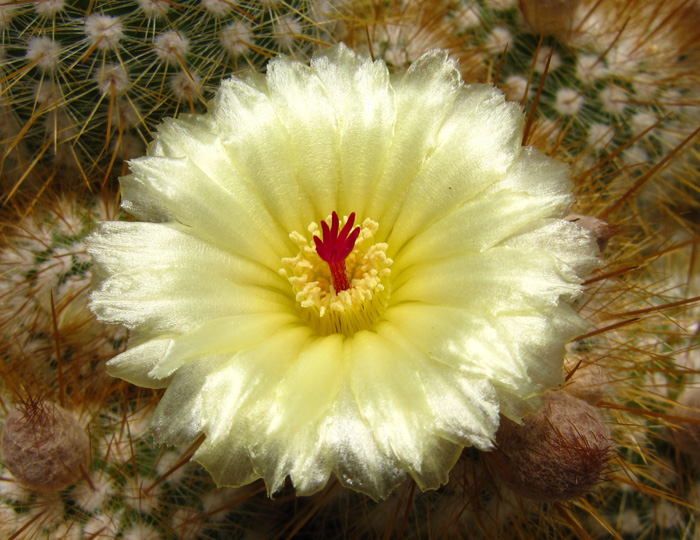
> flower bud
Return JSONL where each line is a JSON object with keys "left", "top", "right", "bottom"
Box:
{"left": 566, "top": 213, "right": 615, "bottom": 251}
{"left": 1, "top": 400, "right": 91, "bottom": 490}
{"left": 563, "top": 356, "right": 609, "bottom": 405}
{"left": 487, "top": 391, "right": 613, "bottom": 502}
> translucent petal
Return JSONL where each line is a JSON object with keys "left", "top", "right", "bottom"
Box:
{"left": 495, "top": 302, "right": 587, "bottom": 391}
{"left": 387, "top": 84, "right": 524, "bottom": 251}
{"left": 394, "top": 190, "right": 571, "bottom": 268}
{"left": 320, "top": 380, "right": 405, "bottom": 499}
{"left": 382, "top": 302, "right": 582, "bottom": 423}
{"left": 122, "top": 155, "right": 288, "bottom": 266}
{"left": 383, "top": 303, "right": 531, "bottom": 385}
{"left": 209, "top": 76, "right": 315, "bottom": 232}
{"left": 350, "top": 330, "right": 430, "bottom": 464}
{"left": 493, "top": 386, "right": 542, "bottom": 422}
{"left": 349, "top": 327, "right": 461, "bottom": 489}
{"left": 126, "top": 113, "right": 298, "bottom": 248}
{"left": 492, "top": 302, "right": 588, "bottom": 416}
{"left": 393, "top": 146, "right": 573, "bottom": 267}
{"left": 311, "top": 45, "right": 396, "bottom": 219}
{"left": 88, "top": 222, "right": 291, "bottom": 333}
{"left": 192, "top": 326, "right": 314, "bottom": 491}
{"left": 496, "top": 146, "right": 573, "bottom": 197}
{"left": 503, "top": 219, "right": 600, "bottom": 278}
{"left": 149, "top": 312, "right": 299, "bottom": 378}
{"left": 410, "top": 437, "right": 462, "bottom": 491}
{"left": 392, "top": 247, "right": 582, "bottom": 313}
{"left": 195, "top": 438, "right": 259, "bottom": 489}
{"left": 118, "top": 175, "right": 172, "bottom": 223}
{"left": 149, "top": 114, "right": 239, "bottom": 184}
{"left": 150, "top": 355, "right": 222, "bottom": 446}
{"left": 105, "top": 338, "right": 172, "bottom": 389}
{"left": 377, "top": 322, "right": 500, "bottom": 451}
{"left": 323, "top": 383, "right": 404, "bottom": 498}
{"left": 230, "top": 335, "right": 347, "bottom": 495}
{"left": 420, "top": 365, "right": 499, "bottom": 450}
{"left": 267, "top": 334, "right": 346, "bottom": 432}
{"left": 265, "top": 56, "right": 341, "bottom": 217}
{"left": 365, "top": 50, "right": 462, "bottom": 234}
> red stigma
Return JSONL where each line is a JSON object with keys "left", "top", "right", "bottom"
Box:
{"left": 313, "top": 212, "right": 361, "bottom": 293}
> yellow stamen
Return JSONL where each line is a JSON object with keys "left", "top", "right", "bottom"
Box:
{"left": 281, "top": 215, "right": 392, "bottom": 337}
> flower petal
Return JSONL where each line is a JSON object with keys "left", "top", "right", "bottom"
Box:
{"left": 383, "top": 302, "right": 585, "bottom": 421}
{"left": 377, "top": 322, "right": 501, "bottom": 451}
{"left": 495, "top": 302, "right": 586, "bottom": 395}
{"left": 365, "top": 50, "right": 462, "bottom": 231}
{"left": 208, "top": 75, "right": 315, "bottom": 233}
{"left": 311, "top": 45, "right": 396, "bottom": 219}
{"left": 149, "top": 312, "right": 299, "bottom": 379}
{"left": 150, "top": 355, "right": 220, "bottom": 446}
{"left": 392, "top": 246, "right": 582, "bottom": 313}
{"left": 497, "top": 145, "right": 574, "bottom": 197}
{"left": 122, "top": 154, "right": 289, "bottom": 266}
{"left": 105, "top": 337, "right": 172, "bottom": 389}
{"left": 88, "top": 222, "right": 290, "bottom": 333}
{"left": 393, "top": 149, "right": 573, "bottom": 267}
{"left": 264, "top": 55, "right": 341, "bottom": 216}
{"left": 267, "top": 334, "right": 346, "bottom": 433}
{"left": 350, "top": 328, "right": 462, "bottom": 490}
{"left": 394, "top": 191, "right": 571, "bottom": 268}
{"left": 150, "top": 114, "right": 239, "bottom": 184}
{"left": 248, "top": 334, "right": 347, "bottom": 495}
{"left": 387, "top": 84, "right": 524, "bottom": 250}
{"left": 191, "top": 326, "right": 313, "bottom": 491}
{"left": 383, "top": 303, "right": 531, "bottom": 386}
{"left": 420, "top": 366, "right": 499, "bottom": 450}
{"left": 323, "top": 383, "right": 404, "bottom": 499}
{"left": 503, "top": 219, "right": 600, "bottom": 278}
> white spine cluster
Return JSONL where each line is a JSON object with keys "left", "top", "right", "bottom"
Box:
{"left": 0, "top": 4, "right": 17, "bottom": 30}
{"left": 170, "top": 71, "right": 202, "bottom": 102}
{"left": 273, "top": 15, "right": 302, "bottom": 49}
{"left": 154, "top": 31, "right": 190, "bottom": 66}
{"left": 201, "top": 0, "right": 232, "bottom": 15}
{"left": 34, "top": 0, "right": 66, "bottom": 17}
{"left": 554, "top": 87, "right": 584, "bottom": 116}
{"left": 137, "top": 0, "right": 170, "bottom": 18}
{"left": 220, "top": 21, "right": 254, "bottom": 56}
{"left": 94, "top": 63, "right": 130, "bottom": 95}
{"left": 84, "top": 14, "right": 124, "bottom": 51}
{"left": 26, "top": 36, "right": 61, "bottom": 71}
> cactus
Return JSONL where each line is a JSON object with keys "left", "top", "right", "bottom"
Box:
{"left": 0, "top": 0, "right": 339, "bottom": 195}
{"left": 0, "top": 192, "right": 124, "bottom": 391}
{"left": 0, "top": 0, "right": 699, "bottom": 538}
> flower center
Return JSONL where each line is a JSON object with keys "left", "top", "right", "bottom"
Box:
{"left": 281, "top": 212, "right": 392, "bottom": 337}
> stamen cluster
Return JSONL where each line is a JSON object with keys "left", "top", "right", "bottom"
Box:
{"left": 281, "top": 214, "right": 392, "bottom": 336}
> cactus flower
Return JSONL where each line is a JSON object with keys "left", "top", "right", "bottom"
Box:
{"left": 87, "top": 44, "right": 599, "bottom": 499}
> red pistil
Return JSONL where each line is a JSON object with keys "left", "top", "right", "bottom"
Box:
{"left": 313, "top": 211, "right": 361, "bottom": 293}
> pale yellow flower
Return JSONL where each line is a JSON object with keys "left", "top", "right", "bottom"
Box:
{"left": 88, "top": 44, "right": 599, "bottom": 499}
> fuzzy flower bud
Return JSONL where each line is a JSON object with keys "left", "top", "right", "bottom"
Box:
{"left": 487, "top": 390, "right": 613, "bottom": 502}
{"left": 1, "top": 400, "right": 91, "bottom": 490}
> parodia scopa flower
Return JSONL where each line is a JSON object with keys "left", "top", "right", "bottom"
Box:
{"left": 87, "top": 44, "right": 600, "bottom": 499}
